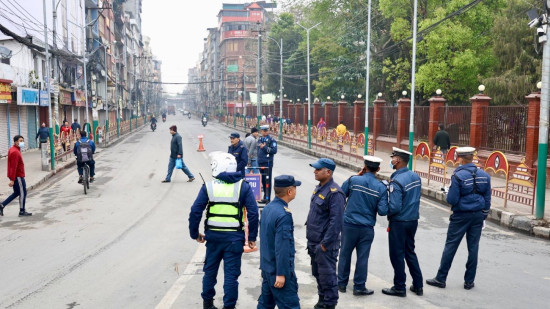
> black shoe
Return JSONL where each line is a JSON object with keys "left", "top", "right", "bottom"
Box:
{"left": 187, "top": 178, "right": 195, "bottom": 182}
{"left": 382, "top": 287, "right": 406, "bottom": 297}
{"left": 0, "top": 203, "right": 4, "bottom": 216}
{"left": 78, "top": 177, "right": 83, "bottom": 184}
{"left": 464, "top": 282, "right": 475, "bottom": 290}
{"left": 19, "top": 211, "right": 32, "bottom": 217}
{"left": 222, "top": 307, "right": 235, "bottom": 309}
{"left": 353, "top": 288, "right": 374, "bottom": 296}
{"left": 313, "top": 295, "right": 325, "bottom": 309}
{"left": 338, "top": 286, "right": 346, "bottom": 293}
{"left": 89, "top": 177, "right": 94, "bottom": 183}
{"left": 161, "top": 180, "right": 171, "bottom": 183}
{"left": 324, "top": 306, "right": 336, "bottom": 309}
{"left": 410, "top": 285, "right": 423, "bottom": 296}
{"left": 258, "top": 199, "right": 269, "bottom": 204}
{"left": 203, "top": 299, "right": 218, "bottom": 309}
{"left": 426, "top": 278, "right": 446, "bottom": 288}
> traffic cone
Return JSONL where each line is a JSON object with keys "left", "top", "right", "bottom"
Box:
{"left": 197, "top": 135, "right": 206, "bottom": 152}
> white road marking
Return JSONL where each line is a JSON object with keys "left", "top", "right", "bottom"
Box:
{"left": 155, "top": 244, "right": 206, "bottom": 309}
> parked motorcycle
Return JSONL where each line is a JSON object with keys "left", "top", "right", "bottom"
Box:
{"left": 202, "top": 116, "right": 208, "bottom": 127}
{"left": 151, "top": 122, "right": 157, "bottom": 132}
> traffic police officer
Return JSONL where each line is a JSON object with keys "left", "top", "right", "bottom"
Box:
{"left": 338, "top": 156, "right": 388, "bottom": 296}
{"left": 257, "top": 175, "right": 301, "bottom": 309}
{"left": 382, "top": 147, "right": 424, "bottom": 297}
{"left": 228, "top": 132, "right": 248, "bottom": 177}
{"left": 426, "top": 146, "right": 491, "bottom": 290}
{"left": 258, "top": 125, "right": 277, "bottom": 203}
{"left": 189, "top": 152, "right": 259, "bottom": 309}
{"left": 306, "top": 158, "right": 345, "bottom": 309}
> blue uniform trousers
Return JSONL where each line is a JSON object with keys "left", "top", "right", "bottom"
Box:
{"left": 202, "top": 240, "right": 244, "bottom": 307}
{"left": 257, "top": 270, "right": 300, "bottom": 309}
{"left": 259, "top": 161, "right": 273, "bottom": 201}
{"left": 337, "top": 224, "right": 374, "bottom": 290}
{"left": 388, "top": 220, "right": 423, "bottom": 291}
{"left": 165, "top": 156, "right": 194, "bottom": 181}
{"left": 308, "top": 245, "right": 339, "bottom": 306}
{"left": 435, "top": 211, "right": 484, "bottom": 284}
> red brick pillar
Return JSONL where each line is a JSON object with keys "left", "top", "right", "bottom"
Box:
{"left": 469, "top": 93, "right": 491, "bottom": 149}
{"left": 294, "top": 103, "right": 299, "bottom": 124}
{"left": 313, "top": 101, "right": 321, "bottom": 126}
{"left": 325, "top": 100, "right": 332, "bottom": 128}
{"left": 396, "top": 97, "right": 411, "bottom": 147}
{"left": 353, "top": 100, "right": 365, "bottom": 134}
{"left": 525, "top": 91, "right": 541, "bottom": 167}
{"left": 373, "top": 98, "right": 386, "bottom": 145}
{"left": 337, "top": 99, "right": 347, "bottom": 124}
{"left": 428, "top": 95, "right": 447, "bottom": 149}
{"left": 283, "top": 99, "right": 290, "bottom": 120}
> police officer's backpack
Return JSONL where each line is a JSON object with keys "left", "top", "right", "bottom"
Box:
{"left": 77, "top": 140, "right": 93, "bottom": 163}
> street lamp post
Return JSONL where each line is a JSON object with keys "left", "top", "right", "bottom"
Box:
{"left": 42, "top": 0, "right": 55, "bottom": 170}
{"left": 408, "top": 0, "right": 419, "bottom": 169}
{"left": 267, "top": 37, "right": 284, "bottom": 140}
{"left": 298, "top": 22, "right": 321, "bottom": 149}
{"left": 364, "top": 0, "right": 372, "bottom": 155}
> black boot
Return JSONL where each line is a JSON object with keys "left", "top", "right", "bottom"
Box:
{"left": 313, "top": 295, "right": 325, "bottom": 309}
{"left": 203, "top": 299, "right": 218, "bottom": 309}
{"left": 324, "top": 306, "right": 336, "bottom": 309}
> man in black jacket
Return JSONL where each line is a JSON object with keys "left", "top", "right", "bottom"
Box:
{"left": 433, "top": 124, "right": 451, "bottom": 154}
{"left": 162, "top": 125, "right": 195, "bottom": 183}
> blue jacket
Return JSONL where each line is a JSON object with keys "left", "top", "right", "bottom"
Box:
{"left": 342, "top": 173, "right": 388, "bottom": 227}
{"left": 228, "top": 140, "right": 248, "bottom": 176}
{"left": 36, "top": 127, "right": 50, "bottom": 141}
{"left": 388, "top": 167, "right": 422, "bottom": 222}
{"left": 259, "top": 197, "right": 295, "bottom": 279}
{"left": 257, "top": 134, "right": 277, "bottom": 164}
{"left": 306, "top": 178, "right": 346, "bottom": 250}
{"left": 188, "top": 172, "right": 259, "bottom": 242}
{"left": 73, "top": 138, "right": 96, "bottom": 156}
{"left": 446, "top": 163, "right": 491, "bottom": 217}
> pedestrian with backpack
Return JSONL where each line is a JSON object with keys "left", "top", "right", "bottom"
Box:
{"left": 74, "top": 130, "right": 96, "bottom": 183}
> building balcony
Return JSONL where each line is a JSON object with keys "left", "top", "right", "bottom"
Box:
{"left": 222, "top": 30, "right": 252, "bottom": 40}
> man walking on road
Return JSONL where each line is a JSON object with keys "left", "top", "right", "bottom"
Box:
{"left": 244, "top": 127, "right": 259, "bottom": 174}
{"left": 382, "top": 148, "right": 423, "bottom": 297}
{"left": 257, "top": 125, "right": 277, "bottom": 203}
{"left": 426, "top": 147, "right": 491, "bottom": 291}
{"left": 162, "top": 125, "right": 195, "bottom": 183}
{"left": 433, "top": 124, "right": 451, "bottom": 154}
{"left": 257, "top": 175, "right": 301, "bottom": 309}
{"left": 338, "top": 156, "right": 388, "bottom": 296}
{"left": 228, "top": 132, "right": 248, "bottom": 177}
{"left": 0, "top": 135, "right": 32, "bottom": 217}
{"left": 189, "top": 152, "right": 259, "bottom": 309}
{"left": 306, "top": 158, "right": 345, "bottom": 309}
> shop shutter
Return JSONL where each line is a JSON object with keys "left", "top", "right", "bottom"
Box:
{"left": 0, "top": 105, "right": 8, "bottom": 157}
{"left": 27, "top": 106, "right": 37, "bottom": 149}
{"left": 8, "top": 104, "right": 18, "bottom": 147}
{"left": 18, "top": 106, "right": 29, "bottom": 148}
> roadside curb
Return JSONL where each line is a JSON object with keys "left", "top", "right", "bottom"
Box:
{"left": 224, "top": 124, "right": 549, "bottom": 240}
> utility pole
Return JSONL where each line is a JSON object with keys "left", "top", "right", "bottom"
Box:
{"left": 104, "top": 44, "right": 109, "bottom": 143}
{"left": 51, "top": 0, "right": 59, "bottom": 133}
{"left": 364, "top": 0, "right": 372, "bottom": 155}
{"left": 298, "top": 22, "right": 321, "bottom": 149}
{"left": 115, "top": 45, "right": 119, "bottom": 138}
{"left": 43, "top": 0, "right": 55, "bottom": 170}
{"left": 408, "top": 0, "right": 419, "bottom": 169}
{"left": 243, "top": 65, "right": 246, "bottom": 129}
{"left": 256, "top": 25, "right": 263, "bottom": 128}
{"left": 279, "top": 38, "right": 283, "bottom": 141}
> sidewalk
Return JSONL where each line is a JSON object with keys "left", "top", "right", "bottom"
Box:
{"left": 224, "top": 123, "right": 550, "bottom": 240}
{"left": 0, "top": 126, "right": 145, "bottom": 202}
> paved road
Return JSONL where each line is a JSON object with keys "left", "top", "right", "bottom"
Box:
{"left": 0, "top": 115, "right": 549, "bottom": 309}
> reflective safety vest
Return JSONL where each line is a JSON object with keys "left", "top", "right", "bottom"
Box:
{"left": 205, "top": 179, "right": 244, "bottom": 232}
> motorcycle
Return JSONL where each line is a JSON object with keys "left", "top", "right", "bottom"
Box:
{"left": 187, "top": 113, "right": 191, "bottom": 119}
{"left": 162, "top": 117, "right": 166, "bottom": 123}
{"left": 151, "top": 122, "right": 157, "bottom": 132}
{"left": 202, "top": 116, "right": 208, "bottom": 127}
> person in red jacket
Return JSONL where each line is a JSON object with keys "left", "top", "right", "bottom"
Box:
{"left": 0, "top": 135, "right": 32, "bottom": 217}
{"left": 60, "top": 120, "right": 71, "bottom": 151}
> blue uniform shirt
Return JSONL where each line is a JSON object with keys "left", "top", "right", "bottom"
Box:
{"left": 388, "top": 167, "right": 422, "bottom": 221}
{"left": 341, "top": 173, "right": 388, "bottom": 227}
{"left": 259, "top": 197, "right": 295, "bottom": 279}
{"left": 306, "top": 178, "right": 345, "bottom": 250}
{"left": 228, "top": 140, "right": 248, "bottom": 176}
{"left": 188, "top": 172, "right": 259, "bottom": 242}
{"left": 257, "top": 134, "right": 277, "bottom": 165}
{"left": 446, "top": 163, "right": 491, "bottom": 217}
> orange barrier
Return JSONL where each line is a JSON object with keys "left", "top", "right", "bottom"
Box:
{"left": 197, "top": 135, "right": 206, "bottom": 152}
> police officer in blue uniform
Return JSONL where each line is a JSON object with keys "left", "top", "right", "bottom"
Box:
{"left": 189, "top": 152, "right": 259, "bottom": 309}
{"left": 306, "top": 158, "right": 346, "bottom": 309}
{"left": 228, "top": 132, "right": 248, "bottom": 177}
{"left": 258, "top": 125, "right": 277, "bottom": 203}
{"left": 426, "top": 146, "right": 491, "bottom": 290}
{"left": 382, "top": 147, "right": 424, "bottom": 297}
{"left": 257, "top": 175, "right": 301, "bottom": 309}
{"left": 338, "top": 155, "right": 388, "bottom": 296}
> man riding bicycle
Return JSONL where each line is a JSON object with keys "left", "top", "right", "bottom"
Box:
{"left": 74, "top": 130, "right": 96, "bottom": 183}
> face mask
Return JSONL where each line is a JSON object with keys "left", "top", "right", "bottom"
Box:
{"left": 389, "top": 161, "right": 394, "bottom": 170}
{"left": 18, "top": 142, "right": 25, "bottom": 148}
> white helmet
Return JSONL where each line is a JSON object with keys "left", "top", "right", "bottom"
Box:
{"left": 209, "top": 151, "right": 237, "bottom": 177}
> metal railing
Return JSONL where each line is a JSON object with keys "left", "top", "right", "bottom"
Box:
{"left": 378, "top": 106, "right": 398, "bottom": 137}
{"left": 480, "top": 106, "right": 528, "bottom": 154}
{"left": 438, "top": 106, "right": 471, "bottom": 146}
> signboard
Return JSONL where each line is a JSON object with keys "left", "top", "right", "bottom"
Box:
{"left": 0, "top": 80, "right": 12, "bottom": 104}
{"left": 59, "top": 90, "right": 73, "bottom": 105}
{"left": 39, "top": 90, "right": 49, "bottom": 106}
{"left": 72, "top": 90, "right": 86, "bottom": 107}
{"left": 51, "top": 84, "right": 59, "bottom": 94}
{"left": 16, "top": 87, "right": 39, "bottom": 106}
{"left": 227, "top": 64, "right": 239, "bottom": 73}
{"left": 245, "top": 174, "right": 261, "bottom": 200}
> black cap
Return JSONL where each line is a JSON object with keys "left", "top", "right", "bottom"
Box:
{"left": 229, "top": 132, "right": 240, "bottom": 139}
{"left": 274, "top": 175, "right": 302, "bottom": 187}
{"left": 251, "top": 127, "right": 258, "bottom": 133}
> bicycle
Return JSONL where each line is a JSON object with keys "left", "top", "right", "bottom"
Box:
{"left": 82, "top": 164, "right": 90, "bottom": 194}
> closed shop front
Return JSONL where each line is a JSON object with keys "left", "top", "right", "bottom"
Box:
{"left": 16, "top": 87, "right": 39, "bottom": 149}
{"left": 0, "top": 79, "right": 11, "bottom": 156}
{"left": 59, "top": 89, "right": 73, "bottom": 125}
{"left": 27, "top": 106, "right": 38, "bottom": 149}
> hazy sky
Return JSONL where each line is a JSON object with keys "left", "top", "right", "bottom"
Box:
{"left": 142, "top": 0, "right": 237, "bottom": 94}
